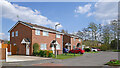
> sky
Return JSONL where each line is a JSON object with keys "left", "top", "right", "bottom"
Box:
{"left": 0, "top": 0, "right": 118, "bottom": 40}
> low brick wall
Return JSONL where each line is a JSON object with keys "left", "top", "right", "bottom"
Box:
{"left": 0, "top": 48, "right": 6, "bottom": 60}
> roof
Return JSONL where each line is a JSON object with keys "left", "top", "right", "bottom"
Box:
{"left": 64, "top": 33, "right": 81, "bottom": 39}
{"left": 8, "top": 21, "right": 63, "bottom": 34}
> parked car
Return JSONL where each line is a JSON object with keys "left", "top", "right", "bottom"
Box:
{"left": 91, "top": 47, "right": 98, "bottom": 52}
{"left": 69, "top": 48, "right": 85, "bottom": 54}
{"left": 63, "top": 48, "right": 69, "bottom": 53}
{"left": 97, "top": 48, "right": 101, "bottom": 51}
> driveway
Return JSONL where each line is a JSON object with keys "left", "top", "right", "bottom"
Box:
{"left": 2, "top": 52, "right": 119, "bottom": 66}
{"left": 6, "top": 55, "right": 51, "bottom": 62}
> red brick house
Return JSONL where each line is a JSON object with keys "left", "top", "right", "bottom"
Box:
{"left": 9, "top": 21, "right": 64, "bottom": 55}
{"left": 63, "top": 33, "right": 82, "bottom": 51}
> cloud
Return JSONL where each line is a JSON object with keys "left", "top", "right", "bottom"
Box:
{"left": 94, "top": 2, "right": 118, "bottom": 20}
{"left": 87, "top": 12, "right": 93, "bottom": 17}
{"left": 0, "top": 33, "right": 5, "bottom": 35}
{"left": 75, "top": 0, "right": 118, "bottom": 25}
{"left": 0, "top": 33, "right": 8, "bottom": 40}
{"left": 75, "top": 4, "right": 91, "bottom": 14}
{"left": 1, "top": 0, "right": 62, "bottom": 29}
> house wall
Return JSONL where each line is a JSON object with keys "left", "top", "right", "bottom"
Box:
{"left": 71, "top": 37, "right": 82, "bottom": 49}
{"left": 63, "top": 35, "right": 71, "bottom": 48}
{"left": 10, "top": 23, "right": 32, "bottom": 55}
{"left": 32, "top": 30, "right": 63, "bottom": 54}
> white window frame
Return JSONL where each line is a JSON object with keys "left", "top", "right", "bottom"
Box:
{"left": 73, "top": 38, "right": 76, "bottom": 41}
{"left": 56, "top": 34, "right": 61, "bottom": 38}
{"left": 14, "top": 43, "right": 16, "bottom": 46}
{"left": 40, "top": 43, "right": 47, "bottom": 50}
{"left": 43, "top": 31, "right": 49, "bottom": 36}
{"left": 35, "top": 29, "right": 40, "bottom": 35}
{"left": 79, "top": 39, "right": 81, "bottom": 42}
{"left": 12, "top": 32, "right": 14, "bottom": 37}
{"left": 16, "top": 31, "right": 18, "bottom": 36}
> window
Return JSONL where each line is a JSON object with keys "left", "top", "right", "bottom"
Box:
{"left": 40, "top": 44, "right": 47, "bottom": 50}
{"left": 79, "top": 39, "right": 81, "bottom": 42}
{"left": 56, "top": 34, "right": 60, "bottom": 38}
{"left": 14, "top": 43, "right": 16, "bottom": 46}
{"left": 73, "top": 38, "right": 76, "bottom": 41}
{"left": 35, "top": 30, "right": 40, "bottom": 35}
{"left": 12, "top": 32, "right": 14, "bottom": 37}
{"left": 43, "top": 31, "right": 49, "bottom": 36}
{"left": 16, "top": 31, "right": 18, "bottom": 36}
{"left": 73, "top": 45, "right": 76, "bottom": 49}
{"left": 56, "top": 44, "right": 60, "bottom": 49}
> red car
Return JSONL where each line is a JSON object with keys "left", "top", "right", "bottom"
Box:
{"left": 97, "top": 48, "right": 101, "bottom": 51}
{"left": 69, "top": 48, "right": 85, "bottom": 54}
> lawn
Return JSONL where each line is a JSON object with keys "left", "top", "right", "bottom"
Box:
{"left": 112, "top": 50, "right": 120, "bottom": 52}
{"left": 52, "top": 53, "right": 82, "bottom": 59}
{"left": 85, "top": 51, "right": 99, "bottom": 53}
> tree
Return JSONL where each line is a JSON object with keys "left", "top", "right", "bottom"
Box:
{"left": 110, "top": 20, "right": 118, "bottom": 39}
{"left": 88, "top": 22, "right": 98, "bottom": 41}
{"left": 102, "top": 25, "right": 111, "bottom": 44}
{"left": 82, "top": 28, "right": 90, "bottom": 40}
{"left": 61, "top": 29, "right": 68, "bottom": 33}
{"left": 77, "top": 30, "right": 84, "bottom": 39}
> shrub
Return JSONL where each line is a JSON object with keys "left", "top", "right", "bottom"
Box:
{"left": 106, "top": 59, "right": 120, "bottom": 65}
{"left": 34, "top": 50, "right": 53, "bottom": 57}
{"left": 48, "top": 53, "right": 53, "bottom": 57}
{"left": 33, "top": 43, "right": 39, "bottom": 53}
{"left": 98, "top": 44, "right": 110, "bottom": 51}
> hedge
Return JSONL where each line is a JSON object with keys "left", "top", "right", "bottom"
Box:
{"left": 34, "top": 50, "right": 53, "bottom": 57}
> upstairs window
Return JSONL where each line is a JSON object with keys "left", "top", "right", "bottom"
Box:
{"left": 73, "top": 38, "right": 76, "bottom": 41}
{"left": 12, "top": 32, "right": 14, "bottom": 37}
{"left": 16, "top": 31, "right": 18, "bottom": 36}
{"left": 79, "top": 39, "right": 81, "bottom": 42}
{"left": 43, "top": 31, "right": 49, "bottom": 36}
{"left": 56, "top": 34, "right": 60, "bottom": 38}
{"left": 35, "top": 30, "right": 40, "bottom": 35}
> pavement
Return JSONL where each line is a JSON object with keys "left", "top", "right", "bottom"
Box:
{"left": 2, "top": 51, "right": 119, "bottom": 66}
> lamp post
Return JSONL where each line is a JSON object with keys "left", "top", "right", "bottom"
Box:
{"left": 55, "top": 23, "right": 60, "bottom": 58}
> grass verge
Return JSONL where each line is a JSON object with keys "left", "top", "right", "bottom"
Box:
{"left": 52, "top": 53, "right": 82, "bottom": 59}
{"left": 85, "top": 51, "right": 99, "bottom": 53}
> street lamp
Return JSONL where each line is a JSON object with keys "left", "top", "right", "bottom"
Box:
{"left": 55, "top": 23, "right": 60, "bottom": 58}
{"left": 112, "top": 20, "right": 119, "bottom": 50}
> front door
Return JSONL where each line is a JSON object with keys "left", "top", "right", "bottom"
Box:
{"left": 26, "top": 44, "right": 29, "bottom": 55}
{"left": 52, "top": 45, "right": 54, "bottom": 54}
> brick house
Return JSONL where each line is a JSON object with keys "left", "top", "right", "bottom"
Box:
{"left": 63, "top": 33, "right": 82, "bottom": 51}
{"left": 9, "top": 21, "right": 64, "bottom": 55}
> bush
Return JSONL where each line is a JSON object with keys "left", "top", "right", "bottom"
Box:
{"left": 33, "top": 43, "right": 39, "bottom": 52}
{"left": 84, "top": 48, "right": 91, "bottom": 52}
{"left": 105, "top": 59, "right": 120, "bottom": 65}
{"left": 99, "top": 44, "right": 110, "bottom": 51}
{"left": 36, "top": 50, "right": 53, "bottom": 57}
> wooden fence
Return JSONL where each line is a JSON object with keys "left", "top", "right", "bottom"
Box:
{"left": 2, "top": 44, "right": 17, "bottom": 55}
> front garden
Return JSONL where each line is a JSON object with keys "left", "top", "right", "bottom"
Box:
{"left": 105, "top": 59, "right": 120, "bottom": 66}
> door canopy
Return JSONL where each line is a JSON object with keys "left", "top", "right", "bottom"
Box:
{"left": 50, "top": 40, "right": 59, "bottom": 47}
{"left": 21, "top": 38, "right": 30, "bottom": 45}
{"left": 65, "top": 43, "right": 71, "bottom": 46}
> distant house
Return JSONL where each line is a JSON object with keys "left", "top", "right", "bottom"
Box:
{"left": 9, "top": 21, "right": 64, "bottom": 55}
{"left": 63, "top": 33, "right": 82, "bottom": 51}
